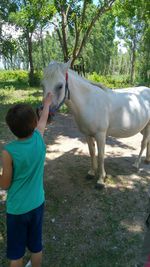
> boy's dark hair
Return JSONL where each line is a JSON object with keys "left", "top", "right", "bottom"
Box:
{"left": 6, "top": 104, "right": 37, "bottom": 138}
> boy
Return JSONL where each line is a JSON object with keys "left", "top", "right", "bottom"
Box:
{"left": 0, "top": 93, "right": 52, "bottom": 267}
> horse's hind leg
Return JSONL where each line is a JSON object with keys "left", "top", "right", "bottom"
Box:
{"left": 134, "top": 122, "right": 150, "bottom": 169}
{"left": 142, "top": 122, "right": 150, "bottom": 164}
{"left": 86, "top": 136, "right": 97, "bottom": 179}
{"left": 145, "top": 141, "right": 150, "bottom": 164}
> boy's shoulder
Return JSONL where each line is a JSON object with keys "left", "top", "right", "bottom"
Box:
{"left": 35, "top": 128, "right": 43, "bottom": 137}
{"left": 4, "top": 130, "right": 43, "bottom": 149}
{"left": 4, "top": 139, "right": 17, "bottom": 148}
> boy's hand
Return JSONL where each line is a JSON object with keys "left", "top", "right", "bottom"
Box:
{"left": 43, "top": 92, "right": 53, "bottom": 106}
{"left": 37, "top": 92, "right": 53, "bottom": 136}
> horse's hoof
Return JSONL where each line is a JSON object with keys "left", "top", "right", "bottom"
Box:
{"left": 144, "top": 159, "right": 150, "bottom": 165}
{"left": 133, "top": 162, "right": 139, "bottom": 170}
{"left": 85, "top": 174, "right": 95, "bottom": 180}
{"left": 95, "top": 183, "right": 105, "bottom": 190}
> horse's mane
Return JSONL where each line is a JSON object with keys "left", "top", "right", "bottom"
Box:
{"left": 86, "top": 80, "right": 109, "bottom": 91}
{"left": 69, "top": 69, "right": 109, "bottom": 91}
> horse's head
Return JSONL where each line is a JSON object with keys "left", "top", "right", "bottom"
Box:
{"left": 37, "top": 60, "right": 71, "bottom": 123}
{"left": 42, "top": 60, "right": 71, "bottom": 107}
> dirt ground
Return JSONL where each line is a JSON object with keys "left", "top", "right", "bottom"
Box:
{"left": 43, "top": 113, "right": 150, "bottom": 267}
{"left": 1, "top": 112, "right": 150, "bottom": 267}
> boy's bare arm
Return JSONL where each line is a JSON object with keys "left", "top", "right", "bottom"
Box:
{"left": 37, "top": 93, "right": 53, "bottom": 136}
{"left": 0, "top": 150, "right": 12, "bottom": 190}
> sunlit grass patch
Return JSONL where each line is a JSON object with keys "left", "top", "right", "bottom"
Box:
{"left": 0, "top": 83, "right": 42, "bottom": 143}
{"left": 0, "top": 86, "right": 42, "bottom": 105}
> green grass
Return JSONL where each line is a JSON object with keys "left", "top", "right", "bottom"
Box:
{"left": 0, "top": 80, "right": 42, "bottom": 139}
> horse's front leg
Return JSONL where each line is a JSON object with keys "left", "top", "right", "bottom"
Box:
{"left": 95, "top": 132, "right": 106, "bottom": 189}
{"left": 86, "top": 136, "right": 97, "bottom": 179}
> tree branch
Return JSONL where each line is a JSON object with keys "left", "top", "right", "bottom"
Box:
{"left": 61, "top": 5, "right": 69, "bottom": 61}
{"left": 81, "top": 0, "right": 88, "bottom": 26}
{"left": 74, "top": 0, "right": 116, "bottom": 61}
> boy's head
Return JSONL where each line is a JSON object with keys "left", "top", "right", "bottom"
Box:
{"left": 6, "top": 104, "right": 37, "bottom": 138}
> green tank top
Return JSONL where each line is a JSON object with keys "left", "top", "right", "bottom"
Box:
{"left": 4, "top": 129, "right": 46, "bottom": 215}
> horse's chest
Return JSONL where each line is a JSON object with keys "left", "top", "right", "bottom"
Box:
{"left": 75, "top": 116, "right": 90, "bottom": 134}
{"left": 72, "top": 111, "right": 89, "bottom": 132}
{"left": 74, "top": 113, "right": 105, "bottom": 136}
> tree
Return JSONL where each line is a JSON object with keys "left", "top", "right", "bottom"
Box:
{"left": 136, "top": 1, "right": 150, "bottom": 82}
{"left": 115, "top": 0, "right": 149, "bottom": 83}
{"left": 0, "top": 0, "right": 18, "bottom": 61}
{"left": 1, "top": 38, "right": 19, "bottom": 69}
{"left": 9, "top": 0, "right": 55, "bottom": 85}
{"left": 53, "top": 0, "right": 116, "bottom": 66}
{"left": 83, "top": 12, "right": 115, "bottom": 74}
{"left": 32, "top": 31, "right": 63, "bottom": 70}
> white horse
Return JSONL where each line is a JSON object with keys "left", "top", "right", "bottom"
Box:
{"left": 41, "top": 61, "right": 150, "bottom": 189}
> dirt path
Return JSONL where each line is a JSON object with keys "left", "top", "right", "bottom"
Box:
{"left": 41, "top": 112, "right": 150, "bottom": 267}
{"left": 1, "top": 112, "right": 150, "bottom": 267}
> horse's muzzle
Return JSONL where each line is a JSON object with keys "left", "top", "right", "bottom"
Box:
{"left": 36, "top": 105, "right": 55, "bottom": 124}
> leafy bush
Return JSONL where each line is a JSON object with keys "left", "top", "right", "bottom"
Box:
{"left": 28, "top": 71, "right": 42, "bottom": 87}
{"left": 59, "top": 104, "right": 69, "bottom": 113}
{"left": 0, "top": 70, "right": 29, "bottom": 84}
{"left": 0, "top": 70, "right": 43, "bottom": 86}
{"left": 87, "top": 72, "right": 132, "bottom": 88}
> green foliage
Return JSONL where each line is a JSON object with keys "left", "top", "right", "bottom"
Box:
{"left": 32, "top": 32, "right": 63, "bottom": 70}
{"left": 83, "top": 11, "right": 115, "bottom": 74}
{"left": 0, "top": 70, "right": 43, "bottom": 87}
{"left": 28, "top": 71, "right": 42, "bottom": 86}
{"left": 9, "top": 0, "right": 56, "bottom": 32}
{"left": 59, "top": 104, "right": 69, "bottom": 113}
{"left": 88, "top": 72, "right": 132, "bottom": 88}
{"left": 0, "top": 70, "right": 28, "bottom": 83}
{"left": 114, "top": 0, "right": 150, "bottom": 83}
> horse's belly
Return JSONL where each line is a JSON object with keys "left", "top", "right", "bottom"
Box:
{"left": 107, "top": 118, "right": 149, "bottom": 138}
{"left": 107, "top": 127, "right": 143, "bottom": 138}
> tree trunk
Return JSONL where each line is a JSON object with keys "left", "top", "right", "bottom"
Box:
{"left": 130, "top": 39, "right": 136, "bottom": 84}
{"left": 61, "top": 6, "right": 69, "bottom": 62}
{"left": 40, "top": 28, "right": 46, "bottom": 67}
{"left": 27, "top": 32, "right": 34, "bottom": 86}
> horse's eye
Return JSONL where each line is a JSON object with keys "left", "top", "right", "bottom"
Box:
{"left": 55, "top": 83, "right": 63, "bottom": 96}
{"left": 57, "top": 84, "right": 63, "bottom": 90}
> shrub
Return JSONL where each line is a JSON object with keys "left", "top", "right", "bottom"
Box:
{"left": 28, "top": 71, "right": 42, "bottom": 87}
{"left": 87, "top": 72, "right": 132, "bottom": 89}
{"left": 0, "top": 70, "right": 28, "bottom": 83}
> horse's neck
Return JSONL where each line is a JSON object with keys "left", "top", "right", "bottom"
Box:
{"left": 68, "top": 71, "right": 92, "bottom": 99}
{"left": 66, "top": 71, "right": 89, "bottom": 113}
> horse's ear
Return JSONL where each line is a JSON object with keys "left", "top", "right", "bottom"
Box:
{"left": 63, "top": 59, "right": 72, "bottom": 71}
